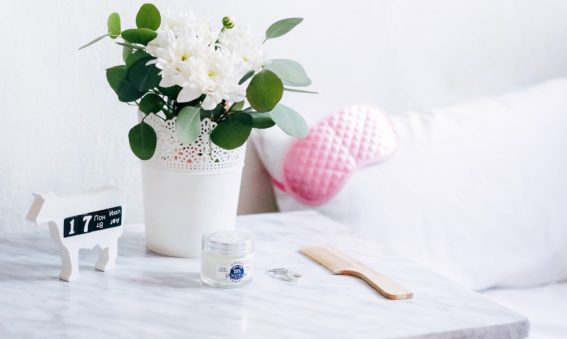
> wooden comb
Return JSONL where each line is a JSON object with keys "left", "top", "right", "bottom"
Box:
{"left": 299, "top": 245, "right": 413, "bottom": 300}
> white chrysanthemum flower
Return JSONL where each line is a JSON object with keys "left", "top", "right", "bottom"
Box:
{"left": 159, "top": 10, "right": 192, "bottom": 36}
{"left": 146, "top": 11, "right": 264, "bottom": 109}
{"left": 188, "top": 50, "right": 247, "bottom": 109}
{"left": 160, "top": 10, "right": 217, "bottom": 44}
{"left": 146, "top": 12, "right": 214, "bottom": 91}
{"left": 146, "top": 31, "right": 209, "bottom": 89}
{"left": 219, "top": 26, "right": 267, "bottom": 73}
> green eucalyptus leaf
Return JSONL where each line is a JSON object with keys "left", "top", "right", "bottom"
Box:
{"left": 284, "top": 87, "right": 319, "bottom": 94}
{"left": 211, "top": 113, "right": 252, "bottom": 150}
{"left": 269, "top": 104, "right": 309, "bottom": 138}
{"left": 265, "top": 18, "right": 303, "bottom": 40}
{"left": 139, "top": 93, "right": 164, "bottom": 114}
{"left": 175, "top": 106, "right": 201, "bottom": 144}
{"left": 230, "top": 101, "right": 245, "bottom": 112}
{"left": 158, "top": 85, "right": 182, "bottom": 99}
{"left": 266, "top": 59, "right": 311, "bottom": 87}
{"left": 106, "top": 66, "right": 143, "bottom": 102}
{"left": 125, "top": 50, "right": 151, "bottom": 67}
{"left": 238, "top": 70, "right": 255, "bottom": 85}
{"left": 136, "top": 3, "right": 161, "bottom": 30}
{"left": 78, "top": 34, "right": 109, "bottom": 50}
{"left": 246, "top": 70, "right": 283, "bottom": 112}
{"left": 247, "top": 112, "right": 275, "bottom": 129}
{"left": 200, "top": 104, "right": 225, "bottom": 121}
{"left": 107, "top": 12, "right": 121, "bottom": 38}
{"left": 122, "top": 45, "right": 134, "bottom": 63}
{"left": 128, "top": 122, "right": 157, "bottom": 160}
{"left": 121, "top": 28, "right": 157, "bottom": 45}
{"left": 128, "top": 58, "right": 161, "bottom": 91}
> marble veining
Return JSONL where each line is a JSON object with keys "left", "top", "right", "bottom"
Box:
{"left": 0, "top": 211, "right": 528, "bottom": 338}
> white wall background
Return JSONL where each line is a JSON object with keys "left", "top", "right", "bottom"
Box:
{"left": 1, "top": 0, "right": 567, "bottom": 233}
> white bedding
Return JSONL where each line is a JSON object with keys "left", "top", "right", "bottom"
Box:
{"left": 482, "top": 282, "right": 567, "bottom": 339}
{"left": 255, "top": 79, "right": 567, "bottom": 291}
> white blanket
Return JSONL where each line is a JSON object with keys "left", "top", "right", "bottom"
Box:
{"left": 483, "top": 282, "right": 567, "bottom": 339}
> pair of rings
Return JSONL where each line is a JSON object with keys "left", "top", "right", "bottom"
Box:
{"left": 267, "top": 268, "right": 302, "bottom": 282}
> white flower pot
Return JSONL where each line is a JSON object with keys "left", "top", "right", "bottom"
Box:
{"left": 140, "top": 114, "right": 246, "bottom": 257}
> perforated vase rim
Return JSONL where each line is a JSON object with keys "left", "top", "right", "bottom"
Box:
{"left": 141, "top": 112, "right": 246, "bottom": 174}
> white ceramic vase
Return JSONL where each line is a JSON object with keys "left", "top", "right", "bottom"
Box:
{"left": 140, "top": 113, "right": 246, "bottom": 257}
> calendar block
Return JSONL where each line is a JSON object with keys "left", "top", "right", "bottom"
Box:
{"left": 26, "top": 187, "right": 124, "bottom": 281}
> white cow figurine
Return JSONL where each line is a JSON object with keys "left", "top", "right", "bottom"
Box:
{"left": 27, "top": 187, "right": 124, "bottom": 282}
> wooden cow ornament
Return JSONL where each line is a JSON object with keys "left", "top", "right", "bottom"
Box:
{"left": 27, "top": 187, "right": 124, "bottom": 282}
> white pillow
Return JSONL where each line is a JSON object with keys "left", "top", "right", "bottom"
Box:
{"left": 254, "top": 78, "right": 567, "bottom": 290}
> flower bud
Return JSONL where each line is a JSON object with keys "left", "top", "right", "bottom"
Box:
{"left": 222, "top": 16, "right": 235, "bottom": 29}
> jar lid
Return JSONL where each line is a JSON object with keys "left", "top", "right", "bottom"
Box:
{"left": 202, "top": 230, "right": 255, "bottom": 255}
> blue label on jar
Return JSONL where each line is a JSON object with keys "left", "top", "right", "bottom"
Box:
{"left": 229, "top": 264, "right": 245, "bottom": 282}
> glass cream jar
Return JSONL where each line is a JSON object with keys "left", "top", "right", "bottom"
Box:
{"left": 201, "top": 230, "right": 255, "bottom": 288}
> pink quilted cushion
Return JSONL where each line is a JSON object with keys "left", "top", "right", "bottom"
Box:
{"left": 273, "top": 105, "right": 399, "bottom": 205}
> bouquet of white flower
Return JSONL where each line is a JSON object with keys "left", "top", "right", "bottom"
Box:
{"left": 81, "top": 3, "right": 314, "bottom": 160}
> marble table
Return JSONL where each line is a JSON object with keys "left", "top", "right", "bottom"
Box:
{"left": 0, "top": 211, "right": 528, "bottom": 338}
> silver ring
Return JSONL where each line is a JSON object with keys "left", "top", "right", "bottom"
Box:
{"left": 267, "top": 268, "right": 302, "bottom": 282}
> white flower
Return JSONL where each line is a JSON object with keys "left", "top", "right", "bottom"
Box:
{"left": 187, "top": 50, "right": 247, "bottom": 110}
{"left": 160, "top": 10, "right": 217, "bottom": 44}
{"left": 145, "top": 11, "right": 266, "bottom": 109}
{"left": 146, "top": 12, "right": 214, "bottom": 92}
{"left": 159, "top": 10, "right": 192, "bottom": 36}
{"left": 146, "top": 30, "right": 210, "bottom": 89}
{"left": 218, "top": 26, "right": 267, "bottom": 73}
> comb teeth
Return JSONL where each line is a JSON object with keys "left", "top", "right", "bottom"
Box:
{"left": 299, "top": 246, "right": 354, "bottom": 273}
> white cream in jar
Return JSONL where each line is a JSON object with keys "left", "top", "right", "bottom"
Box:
{"left": 200, "top": 230, "right": 254, "bottom": 288}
